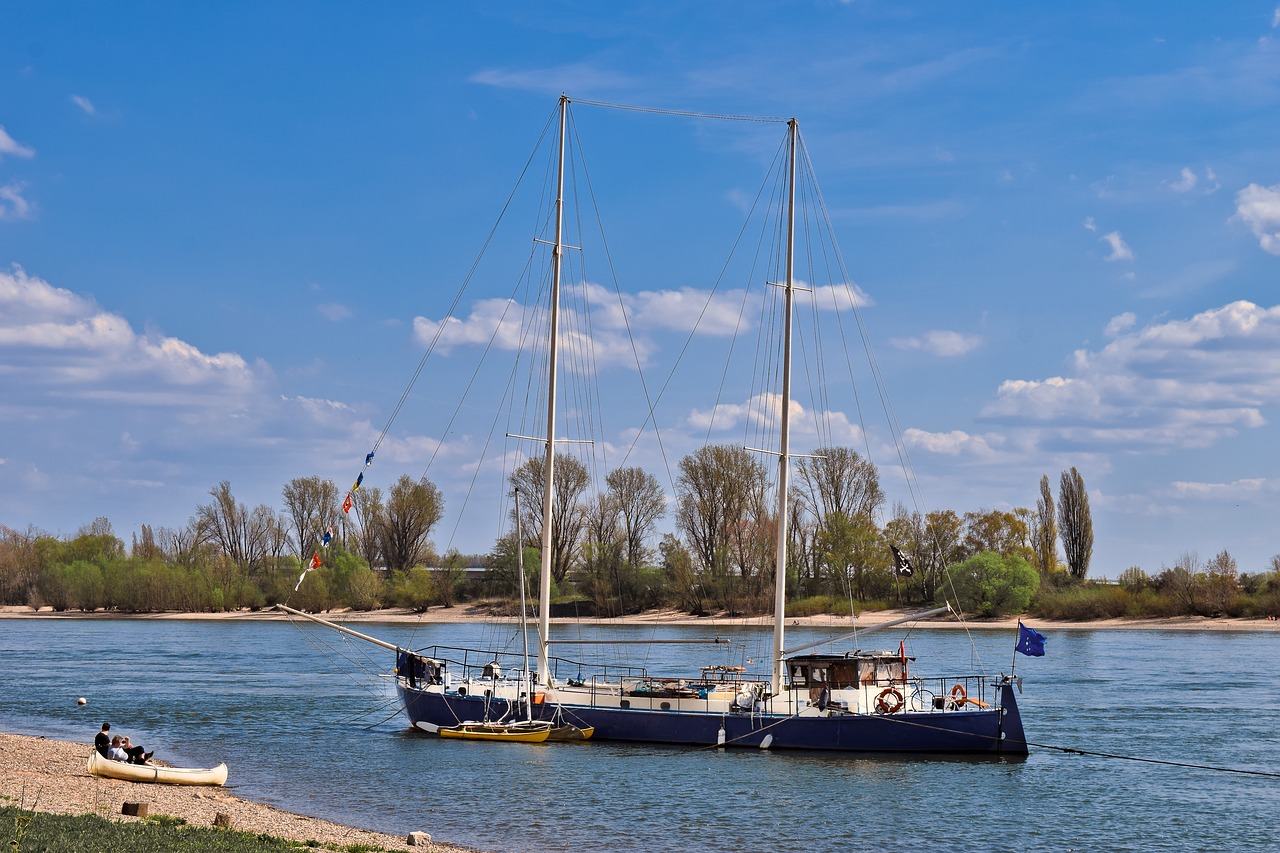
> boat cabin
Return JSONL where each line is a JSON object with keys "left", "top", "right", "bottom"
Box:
{"left": 787, "top": 651, "right": 912, "bottom": 690}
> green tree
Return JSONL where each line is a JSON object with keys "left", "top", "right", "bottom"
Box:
{"left": 817, "top": 511, "right": 891, "bottom": 601}
{"left": 435, "top": 549, "right": 467, "bottom": 608}
{"left": 944, "top": 551, "right": 1040, "bottom": 617}
{"left": 1203, "top": 549, "right": 1240, "bottom": 615}
{"left": 960, "top": 509, "right": 1034, "bottom": 563}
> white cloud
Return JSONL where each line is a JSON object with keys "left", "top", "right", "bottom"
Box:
{"left": 316, "top": 302, "right": 352, "bottom": 322}
{"left": 1101, "top": 230, "right": 1134, "bottom": 261}
{"left": 686, "top": 392, "right": 863, "bottom": 445}
{"left": 983, "top": 300, "right": 1280, "bottom": 449}
{"left": 1104, "top": 312, "right": 1136, "bottom": 337}
{"left": 470, "top": 63, "right": 636, "bottom": 95}
{"left": 1273, "top": 4, "right": 1280, "bottom": 28}
{"left": 1169, "top": 167, "right": 1197, "bottom": 193}
{"left": 1234, "top": 183, "right": 1280, "bottom": 255}
{"left": 902, "top": 427, "right": 1001, "bottom": 458}
{"left": 70, "top": 95, "right": 97, "bottom": 116}
{"left": 1083, "top": 216, "right": 1098, "bottom": 232}
{"left": 0, "top": 127, "right": 35, "bottom": 159}
{"left": 1202, "top": 167, "right": 1221, "bottom": 194}
{"left": 0, "top": 266, "right": 261, "bottom": 402}
{"left": 613, "top": 285, "right": 747, "bottom": 335}
{"left": 413, "top": 295, "right": 650, "bottom": 370}
{"left": 890, "top": 329, "right": 981, "bottom": 357}
{"left": 1170, "top": 478, "right": 1269, "bottom": 500}
{"left": 798, "top": 283, "right": 873, "bottom": 311}
{"left": 0, "top": 183, "right": 33, "bottom": 220}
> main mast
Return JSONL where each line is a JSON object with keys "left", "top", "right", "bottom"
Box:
{"left": 771, "top": 118, "right": 798, "bottom": 696}
{"left": 537, "top": 94, "right": 569, "bottom": 688}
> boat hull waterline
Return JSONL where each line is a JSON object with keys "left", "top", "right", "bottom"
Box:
{"left": 87, "top": 750, "right": 229, "bottom": 786}
{"left": 400, "top": 681, "right": 1026, "bottom": 754}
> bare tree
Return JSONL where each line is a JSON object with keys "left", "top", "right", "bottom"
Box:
{"left": 794, "top": 447, "right": 883, "bottom": 523}
{"left": 1057, "top": 467, "right": 1094, "bottom": 579}
{"left": 1034, "top": 474, "right": 1058, "bottom": 574}
{"left": 379, "top": 475, "right": 444, "bottom": 572}
{"left": 0, "top": 524, "right": 47, "bottom": 606}
{"left": 579, "top": 493, "right": 626, "bottom": 614}
{"left": 282, "top": 476, "right": 341, "bottom": 557}
{"left": 510, "top": 453, "right": 590, "bottom": 584}
{"left": 604, "top": 466, "right": 666, "bottom": 570}
{"left": 195, "top": 481, "right": 271, "bottom": 576}
{"left": 350, "top": 487, "right": 384, "bottom": 568}
{"left": 675, "top": 444, "right": 771, "bottom": 609}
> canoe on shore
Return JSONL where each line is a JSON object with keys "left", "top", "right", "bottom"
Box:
{"left": 87, "top": 749, "right": 228, "bottom": 786}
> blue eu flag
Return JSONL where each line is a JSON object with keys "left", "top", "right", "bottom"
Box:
{"left": 1016, "top": 622, "right": 1047, "bottom": 657}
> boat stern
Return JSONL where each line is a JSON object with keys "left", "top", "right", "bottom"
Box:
{"left": 997, "top": 677, "right": 1029, "bottom": 755}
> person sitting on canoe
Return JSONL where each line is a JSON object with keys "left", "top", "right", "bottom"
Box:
{"left": 106, "top": 735, "right": 130, "bottom": 762}
{"left": 94, "top": 722, "right": 112, "bottom": 758}
{"left": 120, "top": 735, "right": 153, "bottom": 764}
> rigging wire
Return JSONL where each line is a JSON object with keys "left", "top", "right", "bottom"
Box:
{"left": 569, "top": 97, "right": 788, "bottom": 124}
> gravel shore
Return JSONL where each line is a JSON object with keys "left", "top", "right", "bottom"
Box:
{"left": 0, "top": 733, "right": 477, "bottom": 852}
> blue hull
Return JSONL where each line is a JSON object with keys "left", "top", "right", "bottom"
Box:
{"left": 399, "top": 681, "right": 1028, "bottom": 755}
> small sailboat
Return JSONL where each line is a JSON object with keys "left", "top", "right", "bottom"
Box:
{"left": 87, "top": 750, "right": 228, "bottom": 786}
{"left": 283, "top": 95, "right": 1029, "bottom": 755}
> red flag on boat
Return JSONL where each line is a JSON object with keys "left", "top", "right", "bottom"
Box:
{"left": 309, "top": 553, "right": 322, "bottom": 570}
{"left": 342, "top": 492, "right": 353, "bottom": 514}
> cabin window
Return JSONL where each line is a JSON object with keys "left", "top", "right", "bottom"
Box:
{"left": 660, "top": 702, "right": 672, "bottom": 711}
{"left": 790, "top": 664, "right": 808, "bottom": 686}
{"left": 620, "top": 699, "right": 631, "bottom": 709}
{"left": 830, "top": 663, "right": 858, "bottom": 689}
{"left": 857, "top": 662, "right": 876, "bottom": 685}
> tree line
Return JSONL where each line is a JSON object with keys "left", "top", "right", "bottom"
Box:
{"left": 2, "top": 449, "right": 1277, "bottom": 619}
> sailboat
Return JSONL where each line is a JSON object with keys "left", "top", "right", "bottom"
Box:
{"left": 282, "top": 95, "right": 1029, "bottom": 755}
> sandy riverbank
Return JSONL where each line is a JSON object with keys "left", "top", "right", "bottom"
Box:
{"left": 0, "top": 732, "right": 475, "bottom": 851}
{"left": 2, "top": 603, "right": 1278, "bottom": 632}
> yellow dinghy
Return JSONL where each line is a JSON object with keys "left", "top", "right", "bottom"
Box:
{"left": 87, "top": 750, "right": 229, "bottom": 786}
{"left": 437, "top": 721, "right": 551, "bottom": 743}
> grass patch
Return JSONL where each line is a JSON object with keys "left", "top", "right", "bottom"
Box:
{"left": 0, "top": 805, "right": 393, "bottom": 853}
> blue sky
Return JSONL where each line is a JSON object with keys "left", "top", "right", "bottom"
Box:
{"left": 3, "top": 2, "right": 1280, "bottom": 577}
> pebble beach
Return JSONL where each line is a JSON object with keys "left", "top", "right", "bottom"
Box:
{"left": 0, "top": 733, "right": 475, "bottom": 852}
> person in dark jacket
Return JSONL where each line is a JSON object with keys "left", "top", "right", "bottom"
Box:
{"left": 94, "top": 722, "right": 111, "bottom": 758}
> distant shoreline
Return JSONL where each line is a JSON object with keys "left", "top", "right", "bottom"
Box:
{"left": 3, "top": 604, "right": 1277, "bottom": 632}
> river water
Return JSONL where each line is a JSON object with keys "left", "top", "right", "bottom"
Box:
{"left": 2, "top": 617, "right": 1277, "bottom": 852}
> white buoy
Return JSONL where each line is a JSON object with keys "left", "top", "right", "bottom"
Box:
{"left": 760, "top": 734, "right": 774, "bottom": 750}
{"left": 76, "top": 697, "right": 87, "bottom": 706}
{"left": 717, "top": 727, "right": 726, "bottom": 746}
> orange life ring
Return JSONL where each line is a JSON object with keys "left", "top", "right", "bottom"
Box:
{"left": 950, "top": 684, "right": 967, "bottom": 702}
{"left": 874, "top": 687, "right": 904, "bottom": 715}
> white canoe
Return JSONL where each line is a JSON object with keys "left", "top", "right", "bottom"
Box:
{"left": 87, "top": 749, "right": 228, "bottom": 786}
